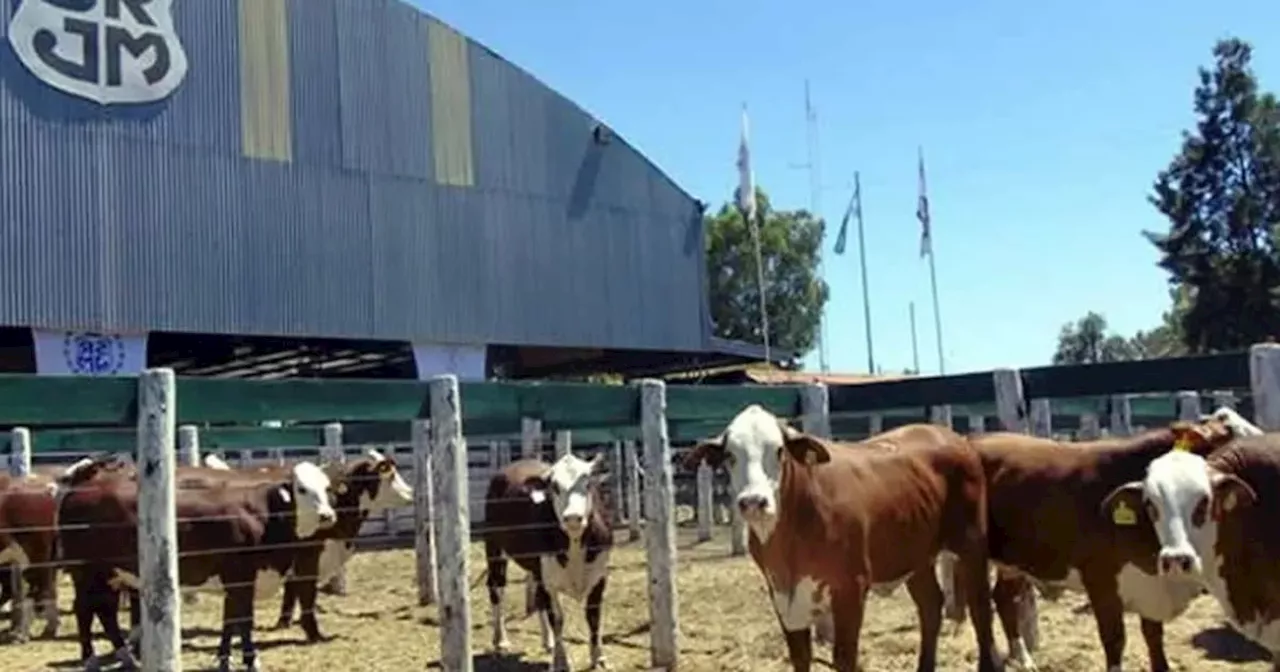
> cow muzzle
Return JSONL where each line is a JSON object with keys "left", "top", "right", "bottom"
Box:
{"left": 317, "top": 508, "right": 337, "bottom": 527}
{"left": 736, "top": 493, "right": 771, "bottom": 519}
{"left": 561, "top": 514, "right": 585, "bottom": 536}
{"left": 1158, "top": 548, "right": 1200, "bottom": 577}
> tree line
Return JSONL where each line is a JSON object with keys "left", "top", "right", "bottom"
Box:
{"left": 1054, "top": 37, "right": 1279, "bottom": 365}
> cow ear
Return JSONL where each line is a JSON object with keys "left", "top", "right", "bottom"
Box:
{"left": 681, "top": 434, "right": 727, "bottom": 471}
{"left": 777, "top": 420, "right": 831, "bottom": 466}
{"left": 1100, "top": 482, "right": 1144, "bottom": 526}
{"left": 1210, "top": 471, "right": 1257, "bottom": 520}
{"left": 529, "top": 487, "right": 548, "bottom": 504}
{"left": 276, "top": 486, "right": 293, "bottom": 505}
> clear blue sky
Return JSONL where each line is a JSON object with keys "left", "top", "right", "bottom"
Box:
{"left": 419, "top": 0, "right": 1280, "bottom": 376}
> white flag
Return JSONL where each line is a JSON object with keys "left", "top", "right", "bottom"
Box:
{"left": 737, "top": 104, "right": 756, "bottom": 219}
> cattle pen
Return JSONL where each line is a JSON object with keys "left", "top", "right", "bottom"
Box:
{"left": 4, "top": 345, "right": 1280, "bottom": 670}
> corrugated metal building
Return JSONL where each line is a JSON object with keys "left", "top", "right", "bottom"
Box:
{"left": 0, "top": 0, "right": 771, "bottom": 378}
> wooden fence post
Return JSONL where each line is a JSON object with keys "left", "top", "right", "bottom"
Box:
{"left": 520, "top": 418, "right": 542, "bottom": 613}
{"left": 801, "top": 384, "right": 832, "bottom": 438}
{"left": 992, "top": 368, "right": 1028, "bottom": 433}
{"left": 1079, "top": 413, "right": 1101, "bottom": 440}
{"left": 695, "top": 462, "right": 713, "bottom": 543}
{"left": 625, "top": 440, "right": 642, "bottom": 543}
{"left": 928, "top": 404, "right": 953, "bottom": 430}
{"left": 1028, "top": 399, "right": 1052, "bottom": 438}
{"left": 9, "top": 427, "right": 31, "bottom": 478}
{"left": 238, "top": 449, "right": 253, "bottom": 469}
{"left": 428, "top": 375, "right": 473, "bottom": 672}
{"left": 1211, "top": 391, "right": 1236, "bottom": 411}
{"left": 639, "top": 379, "right": 678, "bottom": 669}
{"left": 554, "top": 430, "right": 572, "bottom": 459}
{"left": 868, "top": 413, "right": 884, "bottom": 436}
{"left": 967, "top": 414, "right": 985, "bottom": 434}
{"left": 321, "top": 423, "right": 347, "bottom": 595}
{"left": 1176, "top": 391, "right": 1201, "bottom": 421}
{"left": 610, "top": 441, "right": 625, "bottom": 527}
{"left": 137, "top": 368, "right": 180, "bottom": 672}
{"left": 177, "top": 425, "right": 199, "bottom": 467}
{"left": 1108, "top": 395, "right": 1133, "bottom": 437}
{"left": 990, "top": 366, "right": 1038, "bottom": 650}
{"left": 7, "top": 426, "right": 30, "bottom": 635}
{"left": 1251, "top": 343, "right": 1280, "bottom": 430}
{"left": 413, "top": 419, "right": 438, "bottom": 606}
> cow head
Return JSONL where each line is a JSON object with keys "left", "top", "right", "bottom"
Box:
{"left": 1101, "top": 419, "right": 1254, "bottom": 578}
{"left": 1200, "top": 406, "right": 1263, "bottom": 437}
{"left": 684, "top": 405, "right": 823, "bottom": 541}
{"left": 289, "top": 462, "right": 338, "bottom": 538}
{"left": 529, "top": 452, "right": 601, "bottom": 540}
{"left": 331, "top": 448, "right": 414, "bottom": 514}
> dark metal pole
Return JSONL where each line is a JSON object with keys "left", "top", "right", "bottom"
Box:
{"left": 853, "top": 172, "right": 875, "bottom": 374}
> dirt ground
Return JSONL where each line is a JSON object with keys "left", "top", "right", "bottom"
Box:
{"left": 1, "top": 528, "right": 1273, "bottom": 671}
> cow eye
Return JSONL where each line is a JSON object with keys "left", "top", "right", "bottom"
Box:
{"left": 1191, "top": 495, "right": 1209, "bottom": 527}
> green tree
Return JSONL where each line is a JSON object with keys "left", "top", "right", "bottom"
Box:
{"left": 1052, "top": 312, "right": 1138, "bottom": 364}
{"left": 705, "top": 189, "right": 829, "bottom": 365}
{"left": 1128, "top": 286, "right": 1192, "bottom": 359}
{"left": 1145, "top": 37, "right": 1280, "bottom": 352}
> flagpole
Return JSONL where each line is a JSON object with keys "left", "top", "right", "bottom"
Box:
{"left": 927, "top": 235, "right": 945, "bottom": 375}
{"left": 746, "top": 206, "right": 771, "bottom": 363}
{"left": 909, "top": 301, "right": 921, "bottom": 374}
{"left": 853, "top": 171, "right": 875, "bottom": 374}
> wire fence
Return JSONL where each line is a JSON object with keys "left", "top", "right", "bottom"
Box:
{"left": 0, "top": 365, "right": 1261, "bottom": 671}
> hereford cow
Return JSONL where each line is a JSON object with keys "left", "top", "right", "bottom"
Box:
{"left": 1201, "top": 406, "right": 1263, "bottom": 437}
{"left": 485, "top": 452, "right": 613, "bottom": 672}
{"left": 1103, "top": 429, "right": 1280, "bottom": 667}
{"left": 0, "top": 468, "right": 62, "bottom": 642}
{"left": 200, "top": 448, "right": 414, "bottom": 639}
{"left": 57, "top": 455, "right": 338, "bottom": 671}
{"left": 968, "top": 419, "right": 1235, "bottom": 672}
{"left": 682, "top": 405, "right": 999, "bottom": 672}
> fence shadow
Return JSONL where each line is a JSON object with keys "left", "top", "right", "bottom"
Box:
{"left": 1191, "top": 625, "right": 1269, "bottom": 663}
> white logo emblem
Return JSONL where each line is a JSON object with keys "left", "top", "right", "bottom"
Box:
{"left": 63, "top": 331, "right": 127, "bottom": 375}
{"left": 6, "top": 0, "right": 189, "bottom": 105}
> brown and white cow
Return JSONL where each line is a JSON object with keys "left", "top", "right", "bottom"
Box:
{"left": 484, "top": 452, "right": 613, "bottom": 672}
{"left": 57, "top": 455, "right": 338, "bottom": 671}
{"left": 969, "top": 420, "right": 1235, "bottom": 672}
{"left": 1103, "top": 428, "right": 1280, "bottom": 668}
{"left": 683, "top": 405, "right": 999, "bottom": 672}
{"left": 200, "top": 448, "right": 414, "bottom": 638}
{"left": 0, "top": 467, "right": 63, "bottom": 642}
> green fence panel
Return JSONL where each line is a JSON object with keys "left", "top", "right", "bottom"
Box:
{"left": 178, "top": 377, "right": 429, "bottom": 424}
{"left": 666, "top": 384, "right": 802, "bottom": 423}
{"left": 0, "top": 374, "right": 138, "bottom": 426}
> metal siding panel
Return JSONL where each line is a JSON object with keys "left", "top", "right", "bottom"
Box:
{"left": 239, "top": 0, "right": 294, "bottom": 163}
{"left": 0, "top": 122, "right": 104, "bottom": 329}
{"left": 287, "top": 0, "right": 343, "bottom": 168}
{"left": 334, "top": 0, "right": 381, "bottom": 174}
{"left": 427, "top": 19, "right": 474, "bottom": 187}
{"left": 380, "top": 3, "right": 432, "bottom": 179}
{"left": 466, "top": 43, "right": 511, "bottom": 192}
{"left": 0, "top": 1, "right": 708, "bottom": 352}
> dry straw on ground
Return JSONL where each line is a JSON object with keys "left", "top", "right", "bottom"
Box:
{"left": 2, "top": 528, "right": 1272, "bottom": 671}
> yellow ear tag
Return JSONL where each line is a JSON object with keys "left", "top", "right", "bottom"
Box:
{"left": 1173, "top": 437, "right": 1195, "bottom": 452}
{"left": 335, "top": 483, "right": 349, "bottom": 495}
{"left": 1112, "top": 500, "right": 1137, "bottom": 526}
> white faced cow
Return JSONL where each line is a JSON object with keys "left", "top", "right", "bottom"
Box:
{"left": 1102, "top": 432, "right": 1280, "bottom": 666}
{"left": 484, "top": 452, "right": 613, "bottom": 671}
{"left": 683, "top": 405, "right": 999, "bottom": 672}
{"left": 1201, "top": 406, "right": 1264, "bottom": 437}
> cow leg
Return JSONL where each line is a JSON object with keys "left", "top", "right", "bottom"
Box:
{"left": 0, "top": 565, "right": 11, "bottom": 608}
{"left": 71, "top": 572, "right": 100, "bottom": 669}
{"left": 486, "top": 543, "right": 511, "bottom": 652}
{"left": 780, "top": 627, "right": 813, "bottom": 672}
{"left": 34, "top": 565, "right": 60, "bottom": 639}
{"left": 276, "top": 580, "right": 298, "bottom": 629}
{"left": 828, "top": 586, "right": 867, "bottom": 672}
{"left": 1138, "top": 618, "right": 1170, "bottom": 672}
{"left": 906, "top": 566, "right": 943, "bottom": 671}
{"left": 992, "top": 572, "right": 1037, "bottom": 671}
{"left": 585, "top": 578, "right": 608, "bottom": 670}
{"left": 292, "top": 577, "right": 326, "bottom": 643}
{"left": 1081, "top": 572, "right": 1126, "bottom": 672}
{"left": 97, "top": 589, "right": 137, "bottom": 671}
{"left": 955, "top": 555, "right": 999, "bottom": 672}
{"left": 8, "top": 561, "right": 30, "bottom": 643}
{"left": 535, "top": 583, "right": 569, "bottom": 672}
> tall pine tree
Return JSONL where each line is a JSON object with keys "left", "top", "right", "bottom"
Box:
{"left": 1145, "top": 38, "right": 1280, "bottom": 352}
